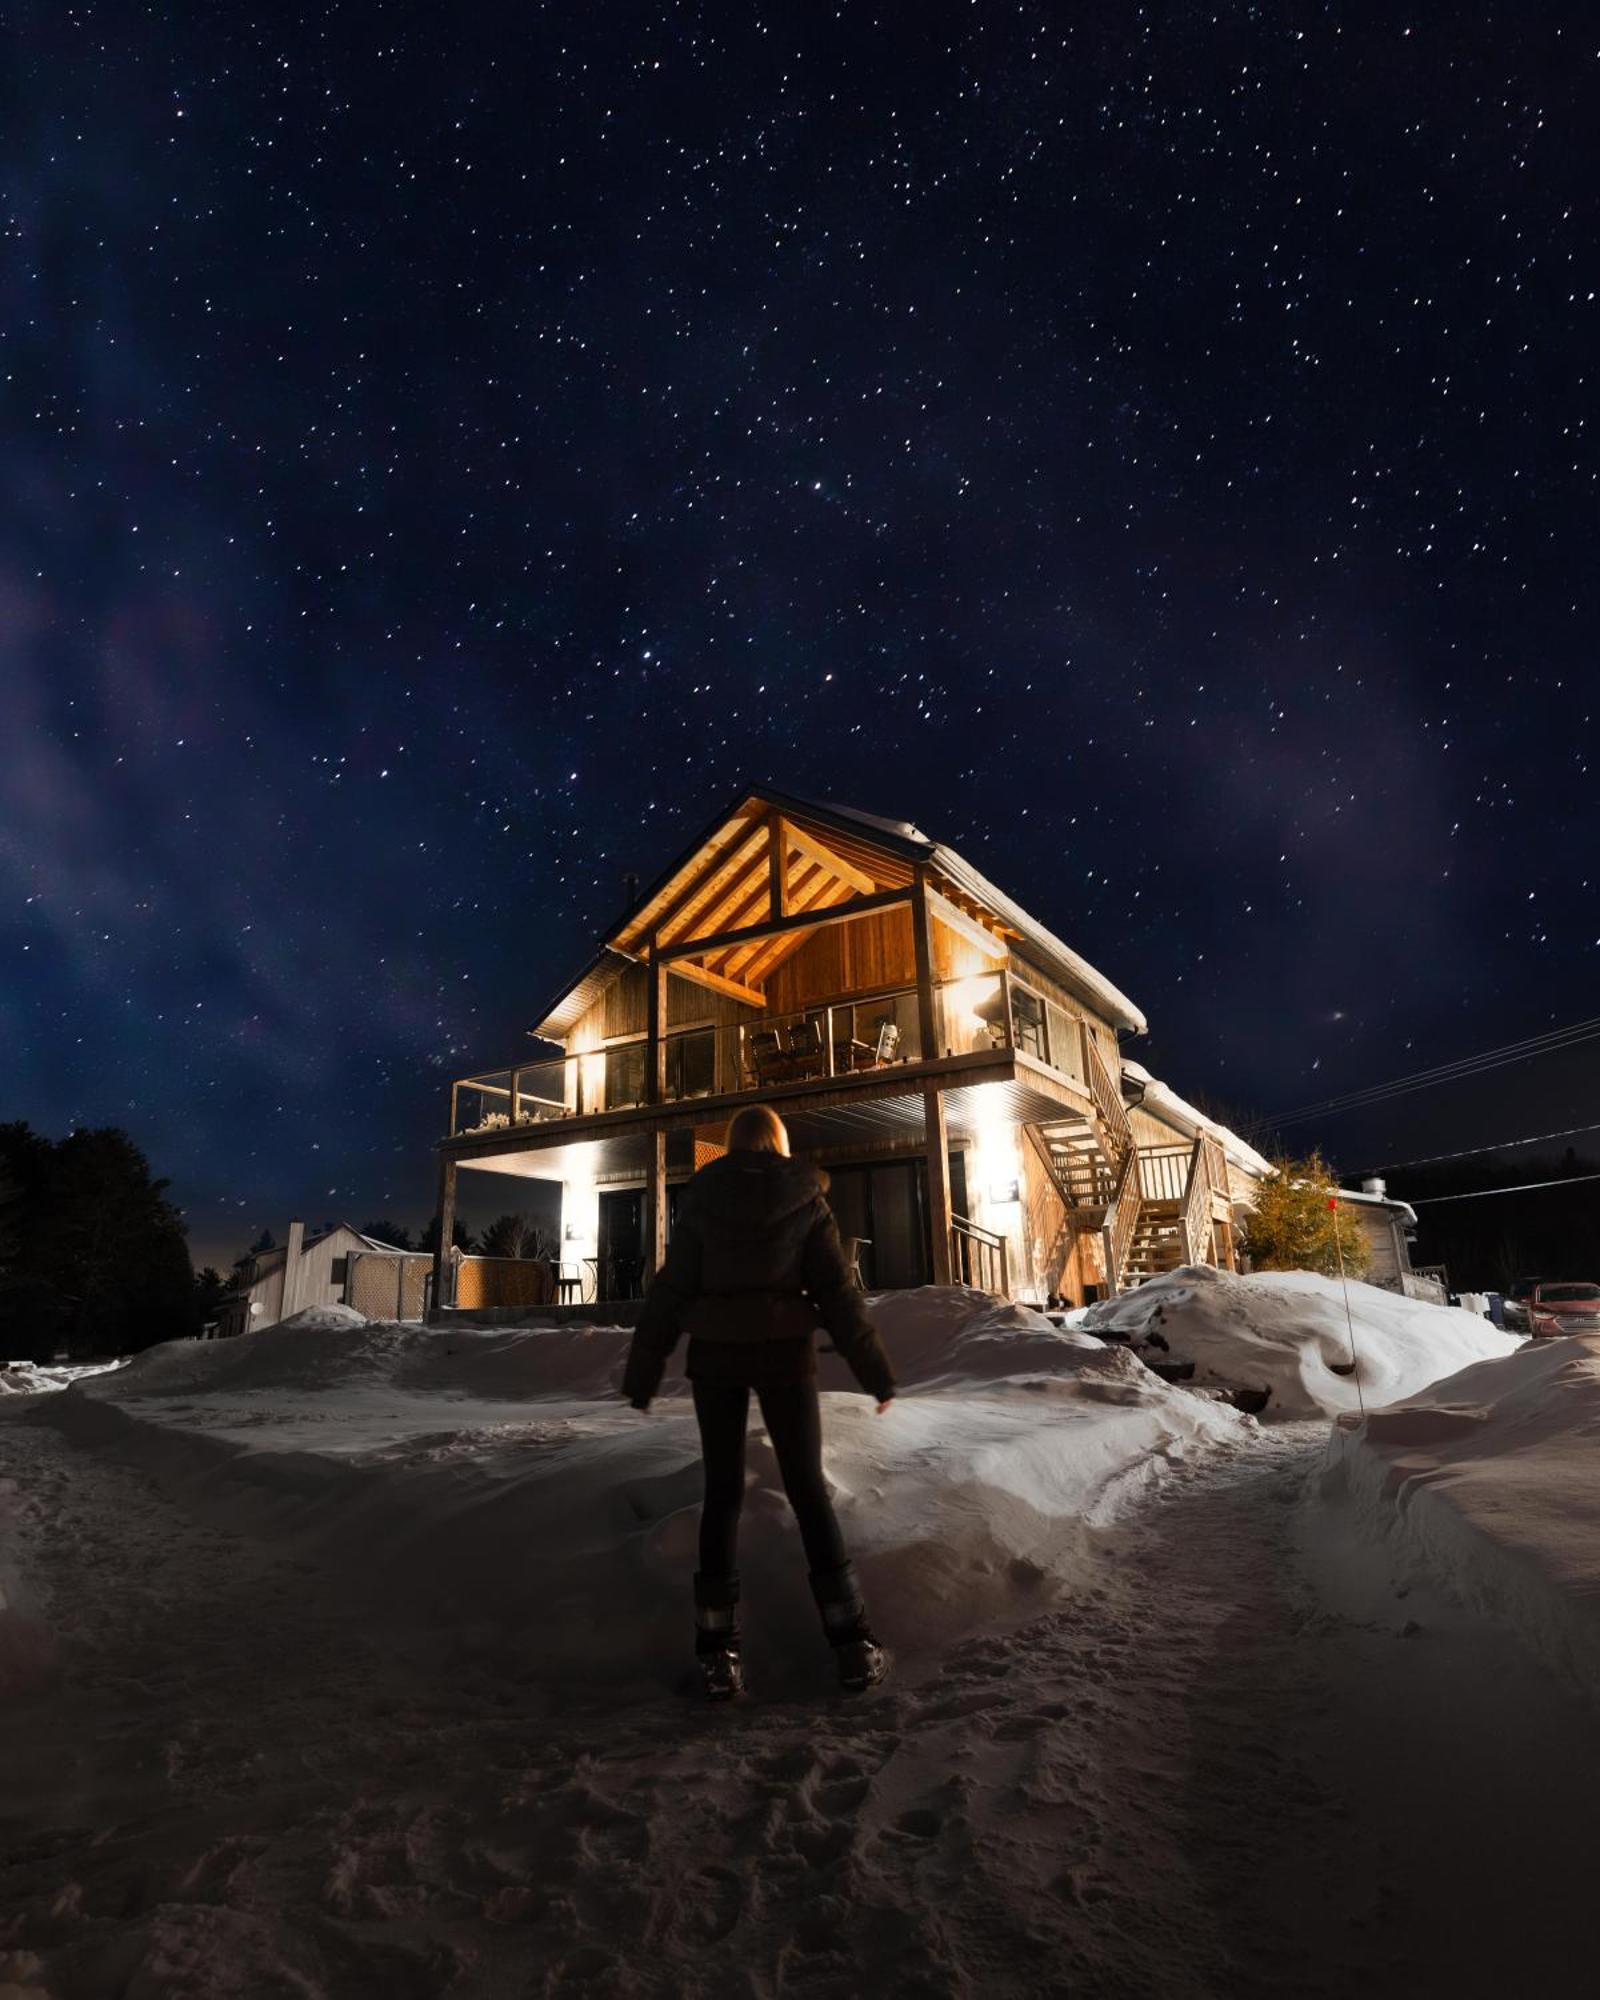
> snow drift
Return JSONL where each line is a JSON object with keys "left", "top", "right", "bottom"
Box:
{"left": 1326, "top": 1333, "right": 1600, "bottom": 1689}
{"left": 1083, "top": 1267, "right": 1517, "bottom": 1418}
{"left": 44, "top": 1292, "right": 1249, "bottom": 1693}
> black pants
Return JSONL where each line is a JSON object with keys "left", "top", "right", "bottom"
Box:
{"left": 692, "top": 1378, "right": 849, "bottom": 1579}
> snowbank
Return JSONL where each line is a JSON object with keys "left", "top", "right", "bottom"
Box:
{"left": 1326, "top": 1334, "right": 1600, "bottom": 1689}
{"left": 46, "top": 1290, "right": 1249, "bottom": 1691}
{"left": 1083, "top": 1267, "right": 1518, "bottom": 1418}
{"left": 0, "top": 1356, "right": 128, "bottom": 1397}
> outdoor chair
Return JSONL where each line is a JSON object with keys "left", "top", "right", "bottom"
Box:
{"left": 782, "top": 1017, "right": 826, "bottom": 1080}
{"left": 746, "top": 1026, "right": 787, "bottom": 1089}
{"left": 841, "top": 1237, "right": 872, "bottom": 1288}
{"left": 555, "top": 1261, "right": 585, "bottom": 1304}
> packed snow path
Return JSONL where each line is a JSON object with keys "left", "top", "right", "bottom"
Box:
{"left": 3, "top": 1407, "right": 1597, "bottom": 1998}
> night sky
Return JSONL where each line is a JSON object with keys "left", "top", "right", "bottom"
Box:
{"left": 4, "top": 6, "right": 1596, "bottom": 1270}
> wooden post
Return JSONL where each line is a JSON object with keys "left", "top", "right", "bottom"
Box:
{"left": 508, "top": 1068, "right": 520, "bottom": 1125}
{"left": 911, "top": 863, "right": 939, "bottom": 1061}
{"left": 432, "top": 1157, "right": 458, "bottom": 1317}
{"left": 646, "top": 1126, "right": 669, "bottom": 1279}
{"left": 924, "top": 1085, "right": 955, "bottom": 1286}
{"left": 769, "top": 816, "right": 787, "bottom": 919}
{"left": 647, "top": 947, "right": 666, "bottom": 1104}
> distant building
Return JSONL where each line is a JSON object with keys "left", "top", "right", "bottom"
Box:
{"left": 217, "top": 1222, "right": 419, "bottom": 1336}
{"left": 1337, "top": 1179, "right": 1447, "bottom": 1304}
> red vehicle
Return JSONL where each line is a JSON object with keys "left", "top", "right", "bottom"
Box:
{"left": 1525, "top": 1281, "right": 1600, "bottom": 1338}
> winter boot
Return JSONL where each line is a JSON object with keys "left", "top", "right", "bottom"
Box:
{"left": 694, "top": 1572, "right": 744, "bottom": 1702}
{"left": 810, "top": 1562, "right": 891, "bottom": 1693}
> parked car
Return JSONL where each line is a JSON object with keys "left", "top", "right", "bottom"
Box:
{"left": 1524, "top": 1281, "right": 1600, "bottom": 1339}
{"left": 1503, "top": 1277, "right": 1547, "bottom": 1332}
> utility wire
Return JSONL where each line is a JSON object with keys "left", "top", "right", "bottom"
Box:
{"left": 1406, "top": 1170, "right": 1600, "bottom": 1206}
{"left": 1269, "top": 1016, "right": 1600, "bottom": 1128}
{"left": 1361, "top": 1118, "right": 1600, "bottom": 1172}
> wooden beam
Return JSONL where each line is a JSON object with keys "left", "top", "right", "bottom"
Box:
{"left": 924, "top": 1086, "right": 954, "bottom": 1285}
{"left": 911, "top": 865, "right": 939, "bottom": 1061}
{"left": 431, "top": 1157, "right": 458, "bottom": 1316}
{"left": 769, "top": 816, "right": 787, "bottom": 920}
{"left": 785, "top": 818, "right": 876, "bottom": 896}
{"left": 684, "top": 828, "right": 775, "bottom": 945}
{"left": 646, "top": 1126, "right": 668, "bottom": 1279}
{"left": 733, "top": 877, "right": 854, "bottom": 986}
{"left": 661, "top": 886, "right": 912, "bottom": 964}
{"left": 646, "top": 948, "right": 666, "bottom": 1103}
{"left": 701, "top": 870, "right": 773, "bottom": 955}
{"left": 650, "top": 821, "right": 770, "bottom": 950}
{"left": 925, "top": 886, "right": 1008, "bottom": 962}
{"left": 721, "top": 860, "right": 833, "bottom": 978}
{"left": 668, "top": 957, "right": 766, "bottom": 1009}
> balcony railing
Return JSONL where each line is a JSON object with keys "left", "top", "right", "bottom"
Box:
{"left": 447, "top": 967, "right": 1108, "bottom": 1140}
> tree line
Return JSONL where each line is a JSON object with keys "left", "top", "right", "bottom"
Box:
{"left": 0, "top": 1123, "right": 202, "bottom": 1361}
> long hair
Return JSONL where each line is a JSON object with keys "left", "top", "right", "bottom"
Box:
{"left": 726, "top": 1104, "right": 790, "bottom": 1155}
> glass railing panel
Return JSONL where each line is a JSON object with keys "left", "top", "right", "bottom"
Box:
{"left": 936, "top": 972, "right": 1010, "bottom": 1058}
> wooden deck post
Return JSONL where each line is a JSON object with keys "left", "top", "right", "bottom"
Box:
{"left": 911, "top": 863, "right": 940, "bottom": 1061}
{"left": 647, "top": 947, "right": 666, "bottom": 1104}
{"left": 432, "top": 1157, "right": 458, "bottom": 1316}
{"left": 924, "top": 1085, "right": 955, "bottom": 1286}
{"left": 646, "top": 1126, "right": 669, "bottom": 1280}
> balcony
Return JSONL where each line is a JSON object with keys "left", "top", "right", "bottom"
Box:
{"left": 446, "top": 969, "right": 1101, "bottom": 1143}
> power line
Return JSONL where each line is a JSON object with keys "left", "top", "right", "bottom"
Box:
{"left": 1268, "top": 1015, "right": 1600, "bottom": 1129}
{"left": 1363, "top": 1118, "right": 1600, "bottom": 1172}
{"left": 1407, "top": 1170, "right": 1600, "bottom": 1206}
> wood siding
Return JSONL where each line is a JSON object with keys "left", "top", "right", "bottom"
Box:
{"left": 764, "top": 904, "right": 919, "bottom": 1012}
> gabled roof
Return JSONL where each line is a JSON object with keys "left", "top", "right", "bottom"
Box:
{"left": 1121, "top": 1061, "right": 1276, "bottom": 1179}
{"left": 530, "top": 784, "right": 1147, "bottom": 1038}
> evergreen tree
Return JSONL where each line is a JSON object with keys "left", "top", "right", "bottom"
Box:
{"left": 0, "top": 1124, "right": 199, "bottom": 1356}
{"left": 359, "top": 1219, "right": 414, "bottom": 1249}
{"left": 1240, "top": 1153, "right": 1371, "bottom": 1279}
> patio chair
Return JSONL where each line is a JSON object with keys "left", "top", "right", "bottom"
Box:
{"left": 746, "top": 1026, "right": 788, "bottom": 1089}
{"left": 841, "top": 1237, "right": 871, "bottom": 1288}
{"left": 782, "top": 1017, "right": 826, "bottom": 1079}
{"left": 555, "top": 1261, "right": 585, "bottom": 1304}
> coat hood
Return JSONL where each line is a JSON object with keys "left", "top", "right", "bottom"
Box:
{"left": 681, "top": 1152, "right": 827, "bottom": 1240}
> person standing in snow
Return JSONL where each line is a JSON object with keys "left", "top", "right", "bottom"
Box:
{"left": 622, "top": 1103, "right": 896, "bottom": 1701}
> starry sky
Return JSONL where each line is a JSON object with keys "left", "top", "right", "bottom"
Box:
{"left": 3, "top": 5, "right": 1596, "bottom": 1270}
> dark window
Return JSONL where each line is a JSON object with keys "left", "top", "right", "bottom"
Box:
{"left": 330, "top": 1255, "right": 349, "bottom": 1286}
{"left": 1012, "top": 986, "right": 1047, "bottom": 1059}
{"left": 606, "top": 1041, "right": 647, "bottom": 1108}
{"left": 667, "top": 1030, "right": 716, "bottom": 1100}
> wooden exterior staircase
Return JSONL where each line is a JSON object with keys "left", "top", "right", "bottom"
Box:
{"left": 1026, "top": 1046, "right": 1234, "bottom": 1297}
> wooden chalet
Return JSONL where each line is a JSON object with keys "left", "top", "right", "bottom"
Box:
{"left": 430, "top": 788, "right": 1269, "bottom": 1315}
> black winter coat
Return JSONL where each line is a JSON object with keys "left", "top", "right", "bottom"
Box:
{"left": 621, "top": 1152, "right": 896, "bottom": 1409}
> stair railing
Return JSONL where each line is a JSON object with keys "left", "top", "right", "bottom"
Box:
{"left": 1078, "top": 1023, "right": 1135, "bottom": 1174}
{"left": 950, "top": 1214, "right": 1009, "bottom": 1297}
{"left": 1179, "top": 1134, "right": 1214, "bottom": 1266}
{"left": 1101, "top": 1147, "right": 1144, "bottom": 1296}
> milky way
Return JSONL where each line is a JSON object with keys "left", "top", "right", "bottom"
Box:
{"left": 3, "top": 8, "right": 1595, "bottom": 1264}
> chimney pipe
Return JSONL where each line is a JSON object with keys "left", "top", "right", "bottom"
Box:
{"left": 623, "top": 871, "right": 640, "bottom": 907}
{"left": 280, "top": 1218, "right": 305, "bottom": 1321}
{"left": 1361, "top": 1177, "right": 1387, "bottom": 1199}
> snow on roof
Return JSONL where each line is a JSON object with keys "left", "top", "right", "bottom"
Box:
{"left": 1121, "top": 1060, "right": 1275, "bottom": 1178}
{"left": 1332, "top": 1185, "right": 1420, "bottom": 1227}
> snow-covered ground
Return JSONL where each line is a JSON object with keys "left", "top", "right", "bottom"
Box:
{"left": 31, "top": 1292, "right": 1251, "bottom": 1686}
{"left": 0, "top": 1356, "right": 128, "bottom": 1398}
{"left": 1327, "top": 1331, "right": 1600, "bottom": 1690}
{"left": 2, "top": 1287, "right": 1597, "bottom": 1997}
{"left": 1084, "top": 1266, "right": 1518, "bottom": 1417}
